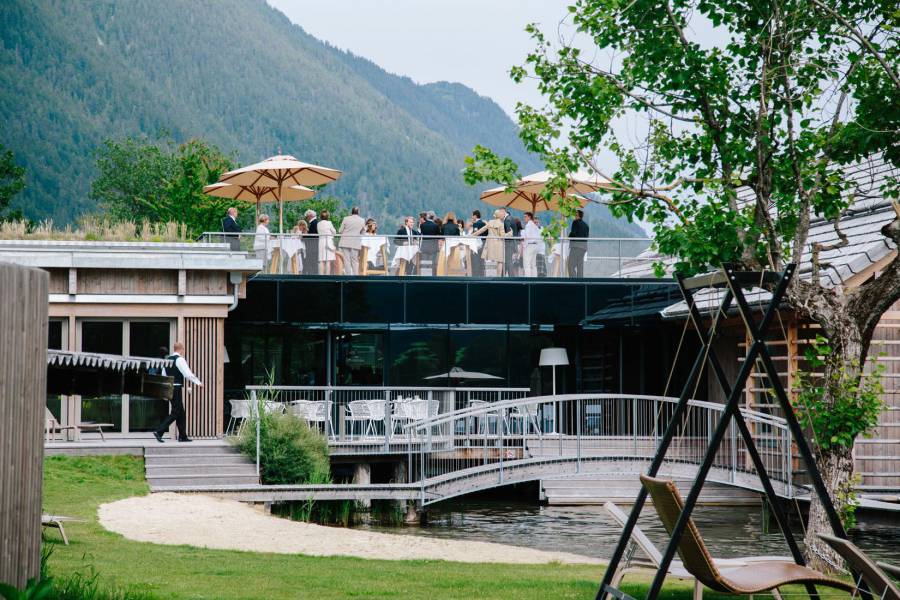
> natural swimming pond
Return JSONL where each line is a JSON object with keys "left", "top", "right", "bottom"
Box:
{"left": 360, "top": 499, "right": 900, "bottom": 564}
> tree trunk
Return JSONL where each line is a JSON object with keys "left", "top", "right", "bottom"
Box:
{"left": 803, "top": 443, "right": 854, "bottom": 572}
{"left": 797, "top": 312, "right": 866, "bottom": 572}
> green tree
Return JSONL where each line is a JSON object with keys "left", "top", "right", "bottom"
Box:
{"left": 91, "top": 135, "right": 235, "bottom": 236}
{"left": 0, "top": 145, "right": 25, "bottom": 221}
{"left": 465, "top": 0, "right": 899, "bottom": 569}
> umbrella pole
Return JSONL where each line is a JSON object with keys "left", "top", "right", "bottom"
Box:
{"left": 277, "top": 186, "right": 284, "bottom": 234}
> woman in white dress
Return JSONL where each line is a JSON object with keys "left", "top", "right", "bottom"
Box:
{"left": 317, "top": 210, "right": 337, "bottom": 274}
{"left": 253, "top": 214, "right": 271, "bottom": 262}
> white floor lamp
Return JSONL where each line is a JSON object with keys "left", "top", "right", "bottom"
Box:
{"left": 539, "top": 347, "right": 568, "bottom": 435}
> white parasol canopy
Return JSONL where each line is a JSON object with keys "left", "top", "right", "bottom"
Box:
{"left": 216, "top": 155, "right": 342, "bottom": 232}
{"left": 203, "top": 182, "right": 316, "bottom": 224}
{"left": 480, "top": 170, "right": 614, "bottom": 213}
{"left": 424, "top": 367, "right": 503, "bottom": 381}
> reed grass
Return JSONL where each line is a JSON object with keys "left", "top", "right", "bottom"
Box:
{"left": 0, "top": 218, "right": 189, "bottom": 242}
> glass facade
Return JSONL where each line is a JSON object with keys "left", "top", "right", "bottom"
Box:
{"left": 127, "top": 321, "right": 172, "bottom": 432}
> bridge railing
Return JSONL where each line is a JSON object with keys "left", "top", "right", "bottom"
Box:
{"left": 244, "top": 385, "right": 529, "bottom": 454}
{"left": 404, "top": 394, "right": 795, "bottom": 504}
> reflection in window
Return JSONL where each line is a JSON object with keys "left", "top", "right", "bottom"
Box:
{"left": 389, "top": 328, "right": 448, "bottom": 387}
{"left": 48, "top": 320, "right": 64, "bottom": 350}
{"left": 81, "top": 321, "right": 122, "bottom": 355}
{"left": 226, "top": 325, "right": 327, "bottom": 390}
{"left": 335, "top": 332, "right": 384, "bottom": 385}
{"left": 507, "top": 330, "right": 554, "bottom": 391}
{"left": 449, "top": 329, "right": 506, "bottom": 386}
{"left": 129, "top": 322, "right": 170, "bottom": 358}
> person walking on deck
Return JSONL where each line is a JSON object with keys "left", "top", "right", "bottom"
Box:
{"left": 154, "top": 341, "right": 202, "bottom": 443}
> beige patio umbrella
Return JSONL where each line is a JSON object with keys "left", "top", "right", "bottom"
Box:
{"left": 480, "top": 170, "right": 614, "bottom": 213}
{"left": 216, "top": 155, "right": 342, "bottom": 232}
{"left": 203, "top": 182, "right": 316, "bottom": 225}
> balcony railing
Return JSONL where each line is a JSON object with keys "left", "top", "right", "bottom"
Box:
{"left": 201, "top": 232, "right": 654, "bottom": 279}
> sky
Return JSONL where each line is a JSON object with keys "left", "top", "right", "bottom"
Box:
{"left": 267, "top": 0, "right": 573, "bottom": 117}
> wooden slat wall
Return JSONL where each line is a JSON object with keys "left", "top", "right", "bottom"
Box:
{"left": 184, "top": 317, "right": 223, "bottom": 437}
{"left": 0, "top": 264, "right": 48, "bottom": 588}
{"left": 77, "top": 268, "right": 178, "bottom": 295}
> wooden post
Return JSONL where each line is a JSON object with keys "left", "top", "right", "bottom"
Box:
{"left": 0, "top": 263, "right": 48, "bottom": 588}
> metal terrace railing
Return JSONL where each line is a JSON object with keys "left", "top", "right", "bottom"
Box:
{"left": 403, "top": 394, "right": 797, "bottom": 506}
{"left": 243, "top": 385, "right": 530, "bottom": 456}
{"left": 201, "top": 232, "right": 653, "bottom": 278}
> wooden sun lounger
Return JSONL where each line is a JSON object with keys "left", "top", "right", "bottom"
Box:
{"left": 640, "top": 475, "right": 855, "bottom": 598}
{"left": 603, "top": 501, "right": 791, "bottom": 600}
{"left": 41, "top": 515, "right": 83, "bottom": 545}
{"left": 819, "top": 534, "right": 900, "bottom": 600}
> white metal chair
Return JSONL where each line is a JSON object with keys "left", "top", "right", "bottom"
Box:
{"left": 509, "top": 402, "right": 542, "bottom": 436}
{"left": 287, "top": 400, "right": 313, "bottom": 421}
{"left": 264, "top": 400, "right": 285, "bottom": 415}
{"left": 392, "top": 398, "right": 412, "bottom": 434}
{"left": 346, "top": 400, "right": 372, "bottom": 438}
{"left": 226, "top": 399, "right": 251, "bottom": 436}
{"left": 366, "top": 400, "right": 387, "bottom": 437}
{"left": 307, "top": 400, "right": 334, "bottom": 439}
{"left": 467, "top": 399, "right": 507, "bottom": 437}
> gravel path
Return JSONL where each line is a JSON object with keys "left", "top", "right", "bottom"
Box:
{"left": 99, "top": 493, "right": 601, "bottom": 565}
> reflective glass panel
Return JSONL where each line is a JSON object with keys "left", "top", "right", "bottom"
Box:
{"left": 389, "top": 328, "right": 449, "bottom": 386}
{"left": 335, "top": 331, "right": 384, "bottom": 385}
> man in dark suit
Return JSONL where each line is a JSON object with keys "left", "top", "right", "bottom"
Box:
{"left": 304, "top": 209, "right": 319, "bottom": 275}
{"left": 221, "top": 207, "right": 241, "bottom": 251}
{"left": 396, "top": 215, "right": 420, "bottom": 274}
{"left": 567, "top": 209, "right": 590, "bottom": 278}
{"left": 419, "top": 211, "right": 440, "bottom": 275}
{"left": 500, "top": 208, "right": 515, "bottom": 277}
{"left": 471, "top": 209, "right": 487, "bottom": 276}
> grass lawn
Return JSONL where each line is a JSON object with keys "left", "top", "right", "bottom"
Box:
{"left": 43, "top": 455, "right": 779, "bottom": 600}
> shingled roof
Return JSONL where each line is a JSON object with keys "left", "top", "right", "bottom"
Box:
{"left": 611, "top": 156, "right": 898, "bottom": 319}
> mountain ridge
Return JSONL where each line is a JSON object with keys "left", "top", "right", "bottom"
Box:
{"left": 0, "top": 0, "right": 644, "bottom": 237}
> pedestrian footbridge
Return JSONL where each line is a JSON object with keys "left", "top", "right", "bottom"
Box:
{"left": 406, "top": 394, "right": 799, "bottom": 506}
{"left": 172, "top": 394, "right": 801, "bottom": 506}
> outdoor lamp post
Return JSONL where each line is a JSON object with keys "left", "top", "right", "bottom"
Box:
{"left": 539, "top": 347, "right": 569, "bottom": 396}
{"left": 539, "top": 347, "right": 568, "bottom": 435}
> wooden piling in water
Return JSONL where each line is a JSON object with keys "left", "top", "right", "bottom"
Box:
{"left": 0, "top": 263, "right": 48, "bottom": 588}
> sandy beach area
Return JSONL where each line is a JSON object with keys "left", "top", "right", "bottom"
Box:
{"left": 99, "top": 493, "right": 601, "bottom": 565}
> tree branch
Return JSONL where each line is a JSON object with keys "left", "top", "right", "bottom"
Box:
{"left": 808, "top": 0, "right": 900, "bottom": 92}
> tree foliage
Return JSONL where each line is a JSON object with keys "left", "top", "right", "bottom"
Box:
{"left": 464, "top": 0, "right": 898, "bottom": 567}
{"left": 90, "top": 135, "right": 235, "bottom": 236}
{"left": 0, "top": 145, "right": 25, "bottom": 221}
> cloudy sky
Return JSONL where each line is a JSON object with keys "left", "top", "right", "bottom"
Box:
{"left": 267, "top": 0, "right": 573, "bottom": 117}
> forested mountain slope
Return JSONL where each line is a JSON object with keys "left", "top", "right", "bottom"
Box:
{"left": 0, "top": 0, "right": 643, "bottom": 236}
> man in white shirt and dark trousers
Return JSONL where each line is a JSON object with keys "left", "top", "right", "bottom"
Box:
{"left": 154, "top": 341, "right": 203, "bottom": 443}
{"left": 522, "top": 211, "right": 542, "bottom": 277}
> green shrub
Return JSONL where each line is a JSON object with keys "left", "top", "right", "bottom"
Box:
{"left": 235, "top": 411, "right": 330, "bottom": 485}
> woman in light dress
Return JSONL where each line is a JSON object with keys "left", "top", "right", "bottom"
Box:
{"left": 317, "top": 210, "right": 337, "bottom": 274}
{"left": 288, "top": 220, "right": 308, "bottom": 274}
{"left": 471, "top": 209, "right": 510, "bottom": 276}
{"left": 253, "top": 214, "right": 272, "bottom": 261}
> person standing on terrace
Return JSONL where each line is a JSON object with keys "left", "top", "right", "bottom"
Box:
{"left": 253, "top": 214, "right": 271, "bottom": 261}
{"left": 419, "top": 211, "right": 440, "bottom": 275}
{"left": 221, "top": 207, "right": 241, "bottom": 251}
{"left": 567, "top": 209, "right": 590, "bottom": 278}
{"left": 317, "top": 210, "right": 337, "bottom": 275}
{"left": 304, "top": 209, "right": 319, "bottom": 275}
{"left": 522, "top": 211, "right": 541, "bottom": 277}
{"left": 338, "top": 207, "right": 366, "bottom": 275}
{"left": 471, "top": 209, "right": 487, "bottom": 276}
{"left": 153, "top": 341, "right": 202, "bottom": 443}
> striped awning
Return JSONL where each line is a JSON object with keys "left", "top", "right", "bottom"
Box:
{"left": 47, "top": 350, "right": 173, "bottom": 373}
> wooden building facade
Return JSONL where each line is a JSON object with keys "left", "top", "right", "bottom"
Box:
{"left": 0, "top": 240, "right": 259, "bottom": 438}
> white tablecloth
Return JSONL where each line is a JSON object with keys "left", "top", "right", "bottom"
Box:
{"left": 360, "top": 236, "right": 388, "bottom": 265}
{"left": 274, "top": 237, "right": 305, "bottom": 258}
{"left": 443, "top": 236, "right": 482, "bottom": 256}
{"left": 391, "top": 244, "right": 419, "bottom": 268}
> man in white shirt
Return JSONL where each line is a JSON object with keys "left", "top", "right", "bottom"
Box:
{"left": 522, "top": 211, "right": 542, "bottom": 277}
{"left": 337, "top": 207, "right": 366, "bottom": 275}
{"left": 154, "top": 341, "right": 203, "bottom": 443}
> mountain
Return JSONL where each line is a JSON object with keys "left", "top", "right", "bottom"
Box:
{"left": 0, "top": 0, "right": 644, "bottom": 237}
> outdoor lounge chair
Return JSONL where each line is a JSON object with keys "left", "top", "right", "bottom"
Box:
{"left": 640, "top": 475, "right": 855, "bottom": 598}
{"left": 818, "top": 534, "right": 900, "bottom": 600}
{"left": 41, "top": 514, "right": 83, "bottom": 545}
{"left": 602, "top": 501, "right": 791, "bottom": 600}
{"left": 45, "top": 407, "right": 113, "bottom": 441}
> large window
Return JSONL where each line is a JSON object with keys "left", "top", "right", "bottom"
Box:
{"left": 225, "top": 325, "right": 327, "bottom": 392}
{"left": 389, "top": 328, "right": 448, "bottom": 387}
{"left": 335, "top": 331, "right": 384, "bottom": 385}
{"left": 77, "top": 319, "right": 173, "bottom": 434}
{"left": 46, "top": 319, "right": 67, "bottom": 424}
{"left": 449, "top": 328, "right": 507, "bottom": 386}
